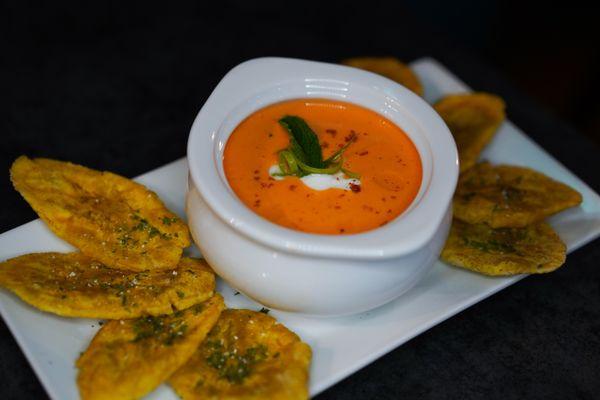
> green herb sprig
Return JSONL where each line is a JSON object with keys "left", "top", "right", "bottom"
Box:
{"left": 275, "top": 116, "right": 359, "bottom": 179}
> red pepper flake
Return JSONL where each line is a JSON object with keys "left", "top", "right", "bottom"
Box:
{"left": 321, "top": 141, "right": 330, "bottom": 149}
{"left": 289, "top": 185, "right": 297, "bottom": 191}
{"left": 345, "top": 131, "right": 358, "bottom": 143}
{"left": 338, "top": 193, "right": 346, "bottom": 198}
{"left": 381, "top": 197, "right": 386, "bottom": 202}
{"left": 334, "top": 205, "right": 341, "bottom": 210}
{"left": 253, "top": 176, "right": 260, "bottom": 181}
{"left": 339, "top": 228, "right": 346, "bottom": 233}
{"left": 387, "top": 209, "right": 392, "bottom": 214}
{"left": 349, "top": 183, "right": 361, "bottom": 193}
{"left": 358, "top": 150, "right": 369, "bottom": 156}
{"left": 253, "top": 200, "right": 261, "bottom": 208}
{"left": 326, "top": 129, "right": 337, "bottom": 136}
{"left": 253, "top": 169, "right": 259, "bottom": 174}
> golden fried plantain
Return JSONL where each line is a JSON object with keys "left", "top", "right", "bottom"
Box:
{"left": 441, "top": 219, "right": 566, "bottom": 276}
{"left": 434, "top": 93, "right": 505, "bottom": 172}
{"left": 76, "top": 294, "right": 225, "bottom": 400}
{"left": 10, "top": 156, "right": 190, "bottom": 271}
{"left": 342, "top": 57, "right": 424, "bottom": 96}
{"left": 0, "top": 253, "right": 215, "bottom": 319}
{"left": 454, "top": 162, "right": 582, "bottom": 228}
{"left": 169, "top": 309, "right": 312, "bottom": 400}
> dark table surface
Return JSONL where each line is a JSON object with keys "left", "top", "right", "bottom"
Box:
{"left": 2, "top": 3, "right": 600, "bottom": 400}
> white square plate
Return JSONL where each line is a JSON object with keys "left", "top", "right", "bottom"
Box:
{"left": 1, "top": 58, "right": 600, "bottom": 400}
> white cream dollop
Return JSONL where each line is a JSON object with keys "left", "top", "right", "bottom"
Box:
{"left": 268, "top": 165, "right": 360, "bottom": 191}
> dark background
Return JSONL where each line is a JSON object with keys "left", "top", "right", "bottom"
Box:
{"left": 1, "top": 1, "right": 599, "bottom": 399}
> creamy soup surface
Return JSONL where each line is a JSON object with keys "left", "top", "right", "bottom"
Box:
{"left": 223, "top": 99, "right": 422, "bottom": 234}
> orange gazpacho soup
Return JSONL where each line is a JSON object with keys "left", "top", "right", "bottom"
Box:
{"left": 223, "top": 99, "right": 422, "bottom": 234}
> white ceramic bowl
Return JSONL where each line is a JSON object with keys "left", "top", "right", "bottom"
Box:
{"left": 186, "top": 57, "right": 458, "bottom": 316}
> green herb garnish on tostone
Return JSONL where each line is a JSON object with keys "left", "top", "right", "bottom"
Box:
{"left": 276, "top": 115, "right": 359, "bottom": 179}
{"left": 205, "top": 341, "right": 268, "bottom": 383}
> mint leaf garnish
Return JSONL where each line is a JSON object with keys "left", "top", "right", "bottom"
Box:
{"left": 279, "top": 116, "right": 324, "bottom": 168}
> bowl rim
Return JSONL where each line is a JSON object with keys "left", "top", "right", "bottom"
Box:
{"left": 187, "top": 57, "right": 458, "bottom": 259}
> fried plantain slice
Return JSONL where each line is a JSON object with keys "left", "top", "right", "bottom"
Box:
{"left": 342, "top": 56, "right": 424, "bottom": 96}
{"left": 76, "top": 294, "right": 225, "bottom": 400}
{"left": 441, "top": 219, "right": 566, "bottom": 276}
{"left": 169, "top": 309, "right": 312, "bottom": 400}
{"left": 10, "top": 156, "right": 190, "bottom": 271}
{"left": 454, "top": 162, "right": 582, "bottom": 228}
{"left": 434, "top": 93, "right": 505, "bottom": 173}
{"left": 0, "top": 253, "right": 215, "bottom": 319}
